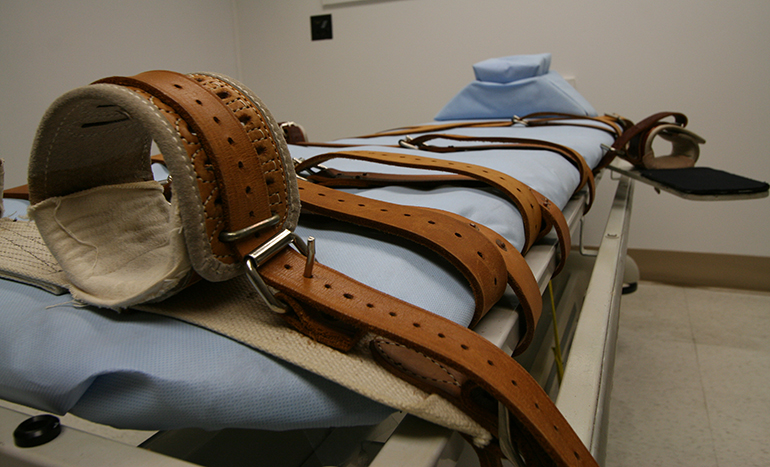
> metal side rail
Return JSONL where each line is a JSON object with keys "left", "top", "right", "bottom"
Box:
{"left": 0, "top": 403, "right": 194, "bottom": 467}
{"left": 0, "top": 180, "right": 630, "bottom": 467}
{"left": 555, "top": 176, "right": 634, "bottom": 465}
{"left": 369, "top": 187, "right": 597, "bottom": 467}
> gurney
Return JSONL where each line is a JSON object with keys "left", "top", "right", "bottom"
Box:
{"left": 0, "top": 54, "right": 764, "bottom": 466}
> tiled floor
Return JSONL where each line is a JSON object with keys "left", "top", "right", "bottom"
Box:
{"left": 605, "top": 282, "right": 770, "bottom": 467}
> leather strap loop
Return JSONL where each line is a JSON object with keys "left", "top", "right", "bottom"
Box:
{"left": 295, "top": 150, "right": 543, "bottom": 253}
{"left": 294, "top": 179, "right": 509, "bottom": 328}
{"left": 598, "top": 111, "right": 690, "bottom": 170}
{"left": 402, "top": 132, "right": 596, "bottom": 214}
{"left": 260, "top": 248, "right": 596, "bottom": 466}
{"left": 95, "top": 71, "right": 290, "bottom": 261}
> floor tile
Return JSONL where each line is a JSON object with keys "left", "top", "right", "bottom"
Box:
{"left": 695, "top": 344, "right": 770, "bottom": 397}
{"left": 686, "top": 288, "right": 770, "bottom": 352}
{"left": 705, "top": 389, "right": 770, "bottom": 467}
{"left": 607, "top": 385, "right": 715, "bottom": 450}
{"left": 605, "top": 435, "right": 719, "bottom": 467}
{"left": 695, "top": 343, "right": 770, "bottom": 467}
{"left": 604, "top": 282, "right": 770, "bottom": 467}
{"left": 612, "top": 337, "right": 701, "bottom": 395}
{"left": 608, "top": 307, "right": 718, "bottom": 465}
{"left": 615, "top": 282, "right": 694, "bottom": 343}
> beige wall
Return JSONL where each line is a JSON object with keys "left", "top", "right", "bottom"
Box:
{"left": 0, "top": 0, "right": 240, "bottom": 189}
{"left": 2, "top": 0, "right": 769, "bottom": 259}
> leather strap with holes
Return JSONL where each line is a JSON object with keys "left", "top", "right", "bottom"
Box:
{"left": 416, "top": 206, "right": 543, "bottom": 354}
{"left": 59, "top": 71, "right": 597, "bottom": 466}
{"left": 600, "top": 111, "right": 689, "bottom": 170}
{"left": 295, "top": 150, "right": 544, "bottom": 253}
{"left": 296, "top": 180, "right": 542, "bottom": 352}
{"left": 294, "top": 150, "right": 571, "bottom": 276}
{"left": 259, "top": 247, "right": 596, "bottom": 466}
{"left": 94, "top": 71, "right": 290, "bottom": 262}
{"left": 400, "top": 132, "right": 596, "bottom": 214}
{"left": 354, "top": 112, "right": 629, "bottom": 141}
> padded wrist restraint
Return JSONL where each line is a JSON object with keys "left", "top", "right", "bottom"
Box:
{"left": 598, "top": 111, "right": 705, "bottom": 170}
{"left": 23, "top": 70, "right": 598, "bottom": 467}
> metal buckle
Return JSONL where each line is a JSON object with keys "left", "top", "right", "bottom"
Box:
{"left": 218, "top": 213, "right": 282, "bottom": 243}
{"left": 600, "top": 143, "right": 624, "bottom": 157}
{"left": 498, "top": 403, "right": 527, "bottom": 467}
{"left": 398, "top": 136, "right": 419, "bottom": 150}
{"left": 244, "top": 229, "right": 316, "bottom": 314}
{"left": 293, "top": 157, "right": 332, "bottom": 182}
{"left": 511, "top": 116, "right": 529, "bottom": 126}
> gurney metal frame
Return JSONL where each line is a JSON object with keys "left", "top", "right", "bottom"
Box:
{"left": 0, "top": 175, "right": 634, "bottom": 467}
{"left": 369, "top": 176, "right": 633, "bottom": 466}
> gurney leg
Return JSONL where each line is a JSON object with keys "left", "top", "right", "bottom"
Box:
{"left": 623, "top": 255, "right": 639, "bottom": 294}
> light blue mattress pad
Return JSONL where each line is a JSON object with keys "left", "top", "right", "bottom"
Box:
{"left": 1, "top": 53, "right": 615, "bottom": 431}
{"left": 0, "top": 123, "right": 613, "bottom": 432}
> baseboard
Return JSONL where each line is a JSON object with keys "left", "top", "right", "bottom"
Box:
{"left": 627, "top": 248, "right": 770, "bottom": 292}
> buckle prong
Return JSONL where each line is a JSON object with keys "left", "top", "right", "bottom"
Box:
{"left": 600, "top": 143, "right": 624, "bottom": 157}
{"left": 498, "top": 402, "right": 527, "bottom": 467}
{"left": 512, "top": 116, "right": 529, "bottom": 126}
{"left": 219, "top": 213, "right": 282, "bottom": 242}
{"left": 398, "top": 136, "right": 419, "bottom": 150}
{"left": 244, "top": 229, "right": 313, "bottom": 314}
{"left": 304, "top": 237, "right": 316, "bottom": 278}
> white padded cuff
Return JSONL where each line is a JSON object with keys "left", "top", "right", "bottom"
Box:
{"left": 29, "top": 181, "right": 192, "bottom": 309}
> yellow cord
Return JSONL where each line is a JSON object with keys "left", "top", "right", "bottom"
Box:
{"left": 548, "top": 281, "right": 565, "bottom": 383}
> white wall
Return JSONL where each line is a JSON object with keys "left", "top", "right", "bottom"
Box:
{"left": 234, "top": 0, "right": 770, "bottom": 258}
{"left": 0, "top": 0, "right": 240, "bottom": 189}
{"left": 2, "top": 0, "right": 768, "bottom": 258}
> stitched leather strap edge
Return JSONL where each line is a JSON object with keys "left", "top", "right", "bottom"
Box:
{"left": 295, "top": 180, "right": 510, "bottom": 329}
{"left": 261, "top": 248, "right": 597, "bottom": 466}
{"left": 95, "top": 71, "right": 292, "bottom": 261}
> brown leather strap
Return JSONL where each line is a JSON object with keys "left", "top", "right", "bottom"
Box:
{"left": 95, "top": 71, "right": 289, "bottom": 261}
{"left": 515, "top": 112, "right": 628, "bottom": 138}
{"left": 598, "top": 112, "right": 688, "bottom": 170}
{"left": 261, "top": 248, "right": 596, "bottom": 466}
{"left": 295, "top": 150, "right": 543, "bottom": 253}
{"left": 99, "top": 72, "right": 597, "bottom": 466}
{"left": 2, "top": 184, "right": 30, "bottom": 200}
{"left": 418, "top": 206, "right": 543, "bottom": 354}
{"left": 401, "top": 132, "right": 596, "bottom": 214}
{"left": 279, "top": 121, "right": 309, "bottom": 144}
{"left": 357, "top": 120, "right": 515, "bottom": 138}
{"left": 297, "top": 180, "right": 542, "bottom": 353}
{"left": 296, "top": 179, "right": 509, "bottom": 329}
{"left": 532, "top": 190, "right": 571, "bottom": 276}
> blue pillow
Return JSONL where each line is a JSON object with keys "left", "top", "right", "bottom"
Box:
{"left": 473, "top": 53, "right": 551, "bottom": 83}
{"left": 436, "top": 54, "right": 597, "bottom": 120}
